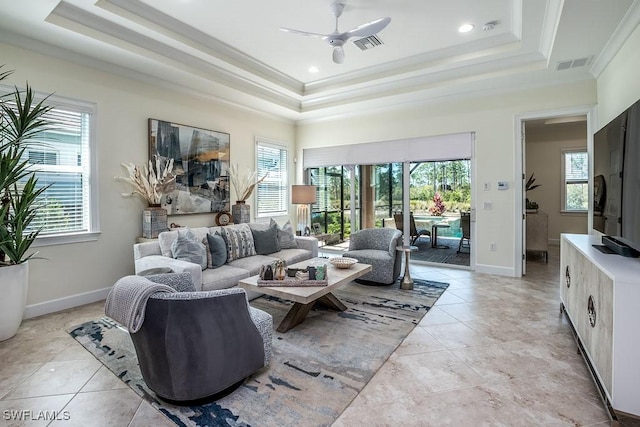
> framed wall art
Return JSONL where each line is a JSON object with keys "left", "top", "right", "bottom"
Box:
{"left": 149, "top": 118, "right": 230, "bottom": 215}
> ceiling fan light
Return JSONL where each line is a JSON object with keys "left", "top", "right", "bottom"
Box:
{"left": 333, "top": 47, "right": 345, "bottom": 64}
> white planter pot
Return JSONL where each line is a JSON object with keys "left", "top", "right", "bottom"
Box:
{"left": 0, "top": 261, "right": 29, "bottom": 341}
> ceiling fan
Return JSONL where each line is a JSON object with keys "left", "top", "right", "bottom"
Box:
{"left": 280, "top": 1, "right": 391, "bottom": 64}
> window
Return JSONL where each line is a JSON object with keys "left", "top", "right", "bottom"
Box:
{"left": 256, "top": 140, "right": 288, "bottom": 217}
{"left": 562, "top": 150, "right": 588, "bottom": 212}
{"left": 3, "top": 89, "right": 98, "bottom": 244}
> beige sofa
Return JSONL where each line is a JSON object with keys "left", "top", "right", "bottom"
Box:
{"left": 133, "top": 224, "right": 318, "bottom": 299}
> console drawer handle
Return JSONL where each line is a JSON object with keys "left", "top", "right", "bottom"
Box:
{"left": 587, "top": 295, "right": 596, "bottom": 328}
{"left": 565, "top": 266, "right": 571, "bottom": 288}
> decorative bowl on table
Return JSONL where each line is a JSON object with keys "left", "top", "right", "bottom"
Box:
{"left": 329, "top": 257, "right": 358, "bottom": 269}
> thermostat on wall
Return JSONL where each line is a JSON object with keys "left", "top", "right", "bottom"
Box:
{"left": 497, "top": 181, "right": 509, "bottom": 190}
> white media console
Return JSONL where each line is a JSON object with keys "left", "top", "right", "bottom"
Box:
{"left": 560, "top": 234, "right": 640, "bottom": 418}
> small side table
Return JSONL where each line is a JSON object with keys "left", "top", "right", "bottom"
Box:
{"left": 431, "top": 223, "right": 450, "bottom": 249}
{"left": 396, "top": 245, "right": 418, "bottom": 290}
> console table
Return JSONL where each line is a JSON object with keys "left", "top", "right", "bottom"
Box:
{"left": 560, "top": 234, "right": 640, "bottom": 419}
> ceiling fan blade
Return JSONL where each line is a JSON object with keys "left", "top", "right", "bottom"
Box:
{"left": 343, "top": 16, "right": 391, "bottom": 39}
{"left": 280, "top": 27, "right": 328, "bottom": 39}
{"left": 332, "top": 46, "right": 345, "bottom": 64}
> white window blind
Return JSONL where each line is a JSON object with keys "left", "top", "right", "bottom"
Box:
{"left": 562, "top": 150, "right": 588, "bottom": 211}
{"left": 3, "top": 96, "right": 95, "bottom": 237}
{"left": 256, "top": 140, "right": 288, "bottom": 217}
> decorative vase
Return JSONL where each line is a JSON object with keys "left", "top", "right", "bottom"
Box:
{"left": 143, "top": 204, "right": 168, "bottom": 238}
{"left": 232, "top": 201, "right": 250, "bottom": 224}
{"left": 0, "top": 262, "right": 29, "bottom": 341}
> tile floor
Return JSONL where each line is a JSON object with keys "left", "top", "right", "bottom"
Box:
{"left": 1, "top": 246, "right": 638, "bottom": 426}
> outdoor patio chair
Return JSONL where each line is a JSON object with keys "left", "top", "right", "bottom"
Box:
{"left": 457, "top": 211, "right": 471, "bottom": 253}
{"left": 393, "top": 213, "right": 431, "bottom": 245}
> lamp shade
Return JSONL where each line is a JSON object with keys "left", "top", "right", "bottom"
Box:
{"left": 291, "top": 185, "right": 317, "bottom": 204}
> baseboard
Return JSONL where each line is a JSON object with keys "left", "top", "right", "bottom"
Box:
{"left": 474, "top": 263, "right": 516, "bottom": 277}
{"left": 24, "top": 287, "right": 111, "bottom": 319}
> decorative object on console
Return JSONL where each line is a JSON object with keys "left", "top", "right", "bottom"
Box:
{"left": 291, "top": 185, "right": 317, "bottom": 235}
{"left": 0, "top": 67, "right": 52, "bottom": 341}
{"left": 525, "top": 172, "right": 541, "bottom": 212}
{"left": 229, "top": 164, "right": 267, "bottom": 224}
{"left": 149, "top": 118, "right": 230, "bottom": 215}
{"left": 215, "top": 211, "right": 232, "bottom": 226}
{"left": 116, "top": 155, "right": 176, "bottom": 238}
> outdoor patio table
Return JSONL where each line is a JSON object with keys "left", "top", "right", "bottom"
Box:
{"left": 431, "top": 223, "right": 450, "bottom": 249}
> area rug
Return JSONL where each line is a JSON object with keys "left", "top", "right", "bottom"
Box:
{"left": 68, "top": 279, "right": 448, "bottom": 427}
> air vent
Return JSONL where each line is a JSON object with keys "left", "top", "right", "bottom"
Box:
{"left": 556, "top": 56, "right": 593, "bottom": 71}
{"left": 353, "top": 35, "right": 383, "bottom": 51}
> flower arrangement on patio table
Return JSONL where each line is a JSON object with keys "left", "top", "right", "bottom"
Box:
{"left": 116, "top": 156, "right": 176, "bottom": 206}
{"left": 429, "top": 192, "right": 446, "bottom": 216}
{"left": 228, "top": 163, "right": 267, "bottom": 202}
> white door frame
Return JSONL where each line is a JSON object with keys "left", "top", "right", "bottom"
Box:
{"left": 513, "top": 105, "right": 597, "bottom": 277}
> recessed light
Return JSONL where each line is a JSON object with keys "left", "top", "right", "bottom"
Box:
{"left": 458, "top": 24, "right": 474, "bottom": 33}
{"left": 308, "top": 66, "right": 319, "bottom": 73}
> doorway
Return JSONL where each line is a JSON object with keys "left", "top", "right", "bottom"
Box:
{"left": 308, "top": 159, "right": 472, "bottom": 267}
{"left": 517, "top": 108, "right": 594, "bottom": 275}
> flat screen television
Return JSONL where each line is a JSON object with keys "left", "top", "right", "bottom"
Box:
{"left": 593, "top": 99, "right": 640, "bottom": 256}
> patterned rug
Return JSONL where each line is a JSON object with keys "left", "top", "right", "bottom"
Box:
{"left": 68, "top": 279, "right": 448, "bottom": 427}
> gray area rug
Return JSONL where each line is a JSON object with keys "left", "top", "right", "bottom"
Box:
{"left": 68, "top": 279, "right": 448, "bottom": 427}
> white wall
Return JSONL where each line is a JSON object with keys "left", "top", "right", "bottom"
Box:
{"left": 525, "top": 122, "right": 588, "bottom": 243}
{"left": 1, "top": 43, "right": 295, "bottom": 315}
{"left": 597, "top": 23, "right": 640, "bottom": 127}
{"left": 296, "top": 81, "right": 597, "bottom": 276}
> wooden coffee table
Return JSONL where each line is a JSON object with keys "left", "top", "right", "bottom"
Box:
{"left": 238, "top": 258, "right": 372, "bottom": 333}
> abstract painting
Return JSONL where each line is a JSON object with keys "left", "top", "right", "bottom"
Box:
{"left": 149, "top": 119, "right": 230, "bottom": 215}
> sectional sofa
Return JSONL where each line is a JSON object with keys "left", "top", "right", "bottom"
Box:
{"left": 133, "top": 221, "right": 318, "bottom": 299}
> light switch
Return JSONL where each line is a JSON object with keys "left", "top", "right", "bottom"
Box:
{"left": 497, "top": 181, "right": 509, "bottom": 190}
{"left": 483, "top": 182, "right": 490, "bottom": 191}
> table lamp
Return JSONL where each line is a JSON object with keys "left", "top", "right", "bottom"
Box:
{"left": 291, "top": 185, "right": 317, "bottom": 235}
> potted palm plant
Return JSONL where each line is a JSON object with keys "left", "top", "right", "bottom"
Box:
{"left": 0, "top": 66, "right": 52, "bottom": 341}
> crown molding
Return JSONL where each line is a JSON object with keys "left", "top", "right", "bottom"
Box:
{"left": 590, "top": 0, "right": 640, "bottom": 77}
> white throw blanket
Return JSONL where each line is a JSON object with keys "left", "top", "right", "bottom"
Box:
{"left": 105, "top": 276, "right": 175, "bottom": 333}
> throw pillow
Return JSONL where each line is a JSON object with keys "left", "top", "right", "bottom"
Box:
{"left": 220, "top": 224, "right": 256, "bottom": 262}
{"left": 278, "top": 219, "right": 298, "bottom": 249}
{"left": 171, "top": 230, "right": 207, "bottom": 270}
{"left": 251, "top": 221, "right": 281, "bottom": 255}
{"left": 206, "top": 232, "right": 227, "bottom": 268}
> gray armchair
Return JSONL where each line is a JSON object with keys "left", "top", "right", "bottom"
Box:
{"left": 107, "top": 273, "right": 272, "bottom": 402}
{"left": 343, "top": 228, "right": 403, "bottom": 285}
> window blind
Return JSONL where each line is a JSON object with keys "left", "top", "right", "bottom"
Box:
{"left": 8, "top": 104, "right": 92, "bottom": 235}
{"left": 256, "top": 141, "right": 288, "bottom": 216}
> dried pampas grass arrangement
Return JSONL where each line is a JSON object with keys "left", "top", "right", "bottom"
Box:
{"left": 229, "top": 164, "right": 267, "bottom": 202}
{"left": 116, "top": 155, "right": 176, "bottom": 205}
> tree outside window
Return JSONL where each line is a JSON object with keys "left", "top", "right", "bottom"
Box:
{"left": 563, "top": 150, "right": 588, "bottom": 212}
